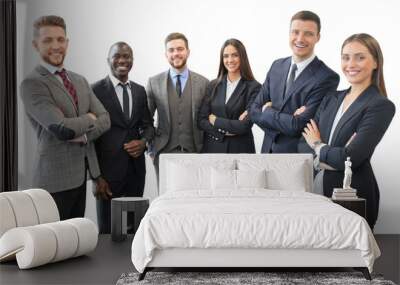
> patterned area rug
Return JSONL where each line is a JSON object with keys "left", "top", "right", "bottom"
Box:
{"left": 116, "top": 271, "right": 396, "bottom": 285}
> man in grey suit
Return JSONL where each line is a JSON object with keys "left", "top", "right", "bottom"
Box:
{"left": 146, "top": 33, "right": 209, "bottom": 180}
{"left": 20, "top": 15, "right": 110, "bottom": 220}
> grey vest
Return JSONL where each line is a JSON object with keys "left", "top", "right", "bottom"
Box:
{"left": 163, "top": 76, "right": 195, "bottom": 152}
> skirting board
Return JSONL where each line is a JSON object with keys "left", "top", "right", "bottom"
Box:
{"left": 147, "top": 248, "right": 366, "bottom": 267}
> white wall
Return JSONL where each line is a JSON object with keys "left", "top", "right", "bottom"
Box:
{"left": 16, "top": 0, "right": 400, "bottom": 233}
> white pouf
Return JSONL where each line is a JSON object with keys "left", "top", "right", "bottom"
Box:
{"left": 0, "top": 189, "right": 98, "bottom": 269}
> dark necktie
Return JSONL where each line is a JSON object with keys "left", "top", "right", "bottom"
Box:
{"left": 56, "top": 69, "right": 78, "bottom": 107}
{"left": 176, "top": 74, "right": 182, "bottom": 97}
{"left": 285, "top": 63, "right": 298, "bottom": 98}
{"left": 120, "top": 83, "right": 130, "bottom": 119}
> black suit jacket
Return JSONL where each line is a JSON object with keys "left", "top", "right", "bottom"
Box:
{"left": 198, "top": 77, "right": 261, "bottom": 153}
{"left": 92, "top": 76, "right": 154, "bottom": 184}
{"left": 298, "top": 85, "right": 396, "bottom": 227}
{"left": 250, "top": 56, "right": 339, "bottom": 153}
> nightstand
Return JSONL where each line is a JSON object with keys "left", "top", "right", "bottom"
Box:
{"left": 111, "top": 197, "right": 149, "bottom": 242}
{"left": 331, "top": 198, "right": 366, "bottom": 218}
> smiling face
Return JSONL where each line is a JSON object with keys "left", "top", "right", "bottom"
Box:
{"left": 165, "top": 39, "right": 190, "bottom": 71}
{"left": 108, "top": 43, "right": 133, "bottom": 83}
{"left": 33, "top": 25, "right": 68, "bottom": 67}
{"left": 341, "top": 41, "right": 377, "bottom": 88}
{"left": 223, "top": 45, "right": 241, "bottom": 76}
{"left": 289, "top": 20, "right": 320, "bottom": 62}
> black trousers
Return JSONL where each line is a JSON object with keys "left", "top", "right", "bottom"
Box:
{"left": 51, "top": 179, "right": 87, "bottom": 220}
{"left": 96, "top": 162, "right": 145, "bottom": 234}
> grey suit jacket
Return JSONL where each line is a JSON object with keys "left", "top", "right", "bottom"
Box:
{"left": 146, "top": 70, "right": 209, "bottom": 155}
{"left": 20, "top": 65, "right": 111, "bottom": 193}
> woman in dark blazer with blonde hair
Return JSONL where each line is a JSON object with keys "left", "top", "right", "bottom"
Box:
{"left": 198, "top": 39, "right": 261, "bottom": 153}
{"left": 298, "top": 33, "right": 396, "bottom": 229}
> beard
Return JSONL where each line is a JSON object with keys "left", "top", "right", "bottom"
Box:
{"left": 169, "top": 56, "right": 187, "bottom": 70}
{"left": 43, "top": 53, "right": 66, "bottom": 67}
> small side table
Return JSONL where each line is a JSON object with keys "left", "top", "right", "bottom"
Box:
{"left": 111, "top": 197, "right": 149, "bottom": 242}
{"left": 331, "top": 198, "right": 366, "bottom": 218}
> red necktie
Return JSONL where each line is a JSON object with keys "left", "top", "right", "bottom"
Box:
{"left": 56, "top": 69, "right": 78, "bottom": 107}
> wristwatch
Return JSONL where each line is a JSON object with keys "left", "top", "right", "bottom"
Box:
{"left": 311, "top": 140, "right": 322, "bottom": 150}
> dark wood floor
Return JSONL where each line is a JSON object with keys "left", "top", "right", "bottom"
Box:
{"left": 0, "top": 234, "right": 398, "bottom": 285}
{"left": 374, "top": 234, "right": 400, "bottom": 284}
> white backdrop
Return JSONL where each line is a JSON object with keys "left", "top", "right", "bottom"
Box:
{"left": 16, "top": 0, "right": 399, "bottom": 233}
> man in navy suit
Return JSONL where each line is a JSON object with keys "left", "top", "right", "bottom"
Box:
{"left": 92, "top": 42, "right": 154, "bottom": 233}
{"left": 250, "top": 11, "right": 339, "bottom": 153}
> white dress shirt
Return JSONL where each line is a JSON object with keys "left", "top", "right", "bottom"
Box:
{"left": 288, "top": 54, "right": 316, "bottom": 82}
{"left": 109, "top": 74, "right": 133, "bottom": 117}
{"left": 225, "top": 77, "right": 241, "bottom": 104}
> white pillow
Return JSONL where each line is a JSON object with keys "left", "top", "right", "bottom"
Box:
{"left": 236, "top": 169, "right": 267, "bottom": 189}
{"left": 166, "top": 160, "right": 235, "bottom": 192}
{"left": 210, "top": 169, "right": 267, "bottom": 191}
{"left": 238, "top": 159, "right": 308, "bottom": 191}
{"left": 266, "top": 161, "right": 307, "bottom": 191}
{"left": 211, "top": 168, "right": 236, "bottom": 190}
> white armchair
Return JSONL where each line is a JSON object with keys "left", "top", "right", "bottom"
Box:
{"left": 0, "top": 189, "right": 98, "bottom": 269}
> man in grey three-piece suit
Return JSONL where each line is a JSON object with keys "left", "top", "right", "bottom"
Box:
{"left": 20, "top": 15, "right": 110, "bottom": 220}
{"left": 146, "top": 33, "right": 209, "bottom": 181}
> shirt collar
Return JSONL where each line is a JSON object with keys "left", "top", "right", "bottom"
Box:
{"left": 227, "top": 76, "right": 241, "bottom": 85}
{"left": 169, "top": 67, "right": 189, "bottom": 80}
{"left": 291, "top": 54, "right": 316, "bottom": 71}
{"left": 40, "top": 60, "right": 64, "bottom": 74}
{"left": 109, "top": 73, "right": 130, "bottom": 88}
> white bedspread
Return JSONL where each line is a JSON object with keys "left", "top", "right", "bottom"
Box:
{"left": 131, "top": 190, "right": 380, "bottom": 273}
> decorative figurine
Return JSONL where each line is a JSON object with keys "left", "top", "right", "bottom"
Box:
{"left": 343, "top": 157, "right": 353, "bottom": 189}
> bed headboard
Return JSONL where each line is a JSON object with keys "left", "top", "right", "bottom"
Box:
{"left": 158, "top": 153, "right": 314, "bottom": 195}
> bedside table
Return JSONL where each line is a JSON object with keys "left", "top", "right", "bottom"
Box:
{"left": 111, "top": 197, "right": 149, "bottom": 242}
{"left": 331, "top": 198, "right": 366, "bottom": 218}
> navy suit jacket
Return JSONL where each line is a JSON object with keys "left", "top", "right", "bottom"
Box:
{"left": 250, "top": 56, "right": 339, "bottom": 153}
{"left": 92, "top": 76, "right": 154, "bottom": 185}
{"left": 198, "top": 77, "right": 260, "bottom": 153}
{"left": 298, "top": 85, "right": 395, "bottom": 227}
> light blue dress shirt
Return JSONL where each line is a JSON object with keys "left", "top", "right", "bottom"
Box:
{"left": 169, "top": 67, "right": 189, "bottom": 93}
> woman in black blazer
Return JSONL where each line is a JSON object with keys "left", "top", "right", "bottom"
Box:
{"left": 198, "top": 39, "right": 261, "bottom": 153}
{"left": 298, "top": 34, "right": 395, "bottom": 229}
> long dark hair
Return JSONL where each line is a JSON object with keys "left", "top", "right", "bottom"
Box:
{"left": 217, "top": 38, "right": 255, "bottom": 81}
{"left": 207, "top": 39, "right": 255, "bottom": 101}
{"left": 342, "top": 33, "right": 387, "bottom": 97}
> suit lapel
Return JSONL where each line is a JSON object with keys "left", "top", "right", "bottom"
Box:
{"left": 273, "top": 57, "right": 292, "bottom": 109}
{"left": 215, "top": 78, "right": 228, "bottom": 118}
{"left": 37, "top": 65, "right": 78, "bottom": 114}
{"left": 225, "top": 79, "right": 245, "bottom": 114}
{"left": 128, "top": 81, "right": 139, "bottom": 126}
{"left": 105, "top": 76, "right": 128, "bottom": 125}
{"left": 330, "top": 85, "right": 377, "bottom": 145}
{"left": 322, "top": 91, "right": 345, "bottom": 142}
{"left": 282, "top": 57, "right": 319, "bottom": 107}
{"left": 161, "top": 71, "right": 171, "bottom": 124}
{"left": 190, "top": 71, "right": 199, "bottom": 123}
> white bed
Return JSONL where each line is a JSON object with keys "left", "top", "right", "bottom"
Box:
{"left": 131, "top": 154, "right": 380, "bottom": 280}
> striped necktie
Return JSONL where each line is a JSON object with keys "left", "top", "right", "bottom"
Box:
{"left": 56, "top": 69, "right": 78, "bottom": 107}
